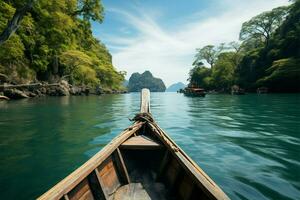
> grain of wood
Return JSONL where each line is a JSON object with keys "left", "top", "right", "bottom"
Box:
{"left": 120, "top": 135, "right": 161, "bottom": 149}
{"left": 116, "top": 148, "right": 130, "bottom": 184}
{"left": 140, "top": 88, "right": 150, "bottom": 113}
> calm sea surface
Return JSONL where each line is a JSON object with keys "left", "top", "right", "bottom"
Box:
{"left": 0, "top": 93, "right": 299, "bottom": 200}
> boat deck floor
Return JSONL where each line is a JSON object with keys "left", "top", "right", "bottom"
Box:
{"left": 111, "top": 182, "right": 167, "bottom": 200}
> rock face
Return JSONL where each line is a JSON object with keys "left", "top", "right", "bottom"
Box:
{"left": 4, "top": 89, "right": 29, "bottom": 99}
{"left": 0, "top": 79, "right": 126, "bottom": 100}
{"left": 127, "top": 71, "right": 166, "bottom": 92}
{"left": 47, "top": 80, "right": 70, "bottom": 96}
{"left": 166, "top": 82, "right": 186, "bottom": 92}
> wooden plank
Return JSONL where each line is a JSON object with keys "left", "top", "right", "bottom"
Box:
{"left": 78, "top": 190, "right": 94, "bottom": 200}
{"left": 97, "top": 158, "right": 121, "bottom": 196}
{"left": 38, "top": 122, "right": 143, "bottom": 200}
{"left": 140, "top": 88, "right": 150, "bottom": 113}
{"left": 120, "top": 135, "right": 162, "bottom": 149}
{"left": 67, "top": 179, "right": 94, "bottom": 200}
{"left": 64, "top": 194, "right": 70, "bottom": 200}
{"left": 94, "top": 168, "right": 109, "bottom": 200}
{"left": 116, "top": 148, "right": 130, "bottom": 183}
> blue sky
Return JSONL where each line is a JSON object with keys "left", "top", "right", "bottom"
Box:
{"left": 92, "top": 0, "right": 290, "bottom": 86}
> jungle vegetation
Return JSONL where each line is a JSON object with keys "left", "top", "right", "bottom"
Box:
{"left": 0, "top": 0, "right": 125, "bottom": 90}
{"left": 189, "top": 0, "right": 300, "bottom": 92}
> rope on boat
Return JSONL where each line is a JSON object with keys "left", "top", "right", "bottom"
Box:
{"left": 130, "top": 113, "right": 179, "bottom": 152}
{"left": 129, "top": 112, "right": 154, "bottom": 123}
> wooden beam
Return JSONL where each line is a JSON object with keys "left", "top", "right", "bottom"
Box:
{"left": 116, "top": 148, "right": 130, "bottom": 184}
{"left": 63, "top": 194, "right": 69, "bottom": 200}
{"left": 120, "top": 135, "right": 162, "bottom": 150}
{"left": 140, "top": 88, "right": 150, "bottom": 113}
{"left": 94, "top": 168, "right": 109, "bottom": 200}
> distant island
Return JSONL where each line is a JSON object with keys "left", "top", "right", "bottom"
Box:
{"left": 127, "top": 71, "right": 166, "bottom": 92}
{"left": 166, "top": 82, "right": 186, "bottom": 92}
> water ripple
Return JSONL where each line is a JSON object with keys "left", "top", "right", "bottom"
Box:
{"left": 0, "top": 93, "right": 299, "bottom": 200}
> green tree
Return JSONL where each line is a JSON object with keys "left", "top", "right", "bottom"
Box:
{"left": 211, "top": 52, "right": 236, "bottom": 91}
{"left": 0, "top": 0, "right": 35, "bottom": 45}
{"left": 257, "top": 58, "right": 300, "bottom": 92}
{"left": 237, "top": 0, "right": 300, "bottom": 92}
{"left": 59, "top": 50, "right": 98, "bottom": 85}
{"left": 240, "top": 6, "right": 289, "bottom": 46}
{"left": 0, "top": 0, "right": 125, "bottom": 90}
{"left": 194, "top": 43, "right": 225, "bottom": 68}
{"left": 74, "top": 0, "right": 104, "bottom": 22}
{"left": 188, "top": 63, "right": 211, "bottom": 89}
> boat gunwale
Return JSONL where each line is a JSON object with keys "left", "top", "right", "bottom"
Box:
{"left": 37, "top": 122, "right": 144, "bottom": 200}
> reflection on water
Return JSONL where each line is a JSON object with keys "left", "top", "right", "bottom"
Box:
{"left": 0, "top": 93, "right": 299, "bottom": 200}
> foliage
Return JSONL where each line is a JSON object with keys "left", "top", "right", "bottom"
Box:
{"left": 0, "top": 0, "right": 124, "bottom": 89}
{"left": 75, "top": 0, "right": 104, "bottom": 22}
{"left": 188, "top": 51, "right": 238, "bottom": 91}
{"left": 193, "top": 43, "right": 225, "bottom": 68}
{"left": 257, "top": 58, "right": 300, "bottom": 92}
{"left": 188, "top": 64, "right": 211, "bottom": 89}
{"left": 240, "top": 6, "right": 289, "bottom": 46}
{"left": 127, "top": 71, "right": 166, "bottom": 92}
{"left": 211, "top": 52, "right": 236, "bottom": 90}
{"left": 189, "top": 1, "right": 300, "bottom": 92}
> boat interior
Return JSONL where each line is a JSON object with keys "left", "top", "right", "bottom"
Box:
{"left": 61, "top": 123, "right": 214, "bottom": 200}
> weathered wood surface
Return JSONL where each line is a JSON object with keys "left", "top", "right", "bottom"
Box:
{"left": 67, "top": 178, "right": 94, "bottom": 200}
{"left": 116, "top": 148, "right": 130, "bottom": 184}
{"left": 37, "top": 122, "right": 143, "bottom": 200}
{"left": 98, "top": 158, "right": 121, "bottom": 196}
{"left": 120, "top": 135, "right": 162, "bottom": 149}
{"left": 140, "top": 88, "right": 150, "bottom": 113}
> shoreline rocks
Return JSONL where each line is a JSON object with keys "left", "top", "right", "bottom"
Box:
{"left": 0, "top": 81, "right": 127, "bottom": 100}
{"left": 4, "top": 89, "right": 29, "bottom": 99}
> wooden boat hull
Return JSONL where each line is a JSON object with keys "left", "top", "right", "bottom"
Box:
{"left": 38, "top": 89, "right": 229, "bottom": 200}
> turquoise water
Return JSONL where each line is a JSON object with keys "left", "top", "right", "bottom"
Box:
{"left": 0, "top": 93, "right": 299, "bottom": 200}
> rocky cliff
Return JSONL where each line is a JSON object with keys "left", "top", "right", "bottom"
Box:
{"left": 127, "top": 71, "right": 166, "bottom": 92}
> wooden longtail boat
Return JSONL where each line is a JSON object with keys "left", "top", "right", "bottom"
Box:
{"left": 184, "top": 87, "right": 206, "bottom": 97}
{"left": 38, "top": 89, "right": 229, "bottom": 200}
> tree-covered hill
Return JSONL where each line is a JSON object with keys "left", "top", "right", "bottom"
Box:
{"left": 0, "top": 0, "right": 125, "bottom": 91}
{"left": 127, "top": 71, "right": 166, "bottom": 92}
{"left": 189, "top": 0, "right": 300, "bottom": 93}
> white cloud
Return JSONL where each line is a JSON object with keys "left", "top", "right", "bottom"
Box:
{"left": 105, "top": 0, "right": 290, "bottom": 86}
